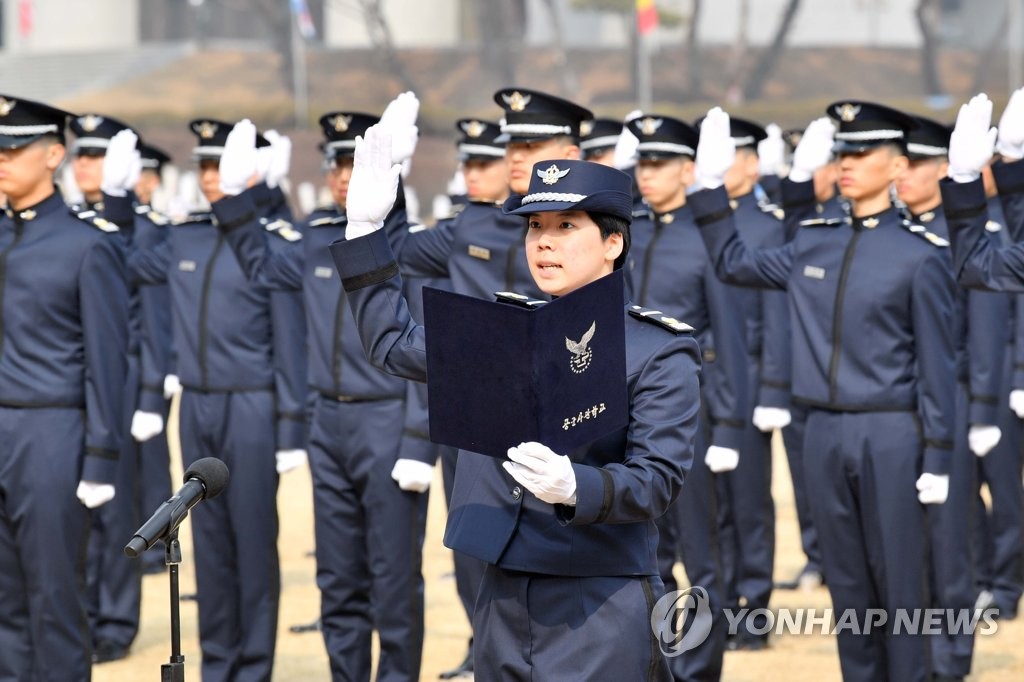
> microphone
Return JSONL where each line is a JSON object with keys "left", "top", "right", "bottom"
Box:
{"left": 124, "top": 457, "right": 230, "bottom": 558}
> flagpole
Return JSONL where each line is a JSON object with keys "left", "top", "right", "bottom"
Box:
{"left": 291, "top": 10, "right": 309, "bottom": 127}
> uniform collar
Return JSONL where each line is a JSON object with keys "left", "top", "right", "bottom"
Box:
{"left": 850, "top": 206, "right": 895, "bottom": 230}
{"left": 728, "top": 190, "right": 756, "bottom": 211}
{"left": 910, "top": 203, "right": 941, "bottom": 224}
{"left": 5, "top": 191, "right": 64, "bottom": 223}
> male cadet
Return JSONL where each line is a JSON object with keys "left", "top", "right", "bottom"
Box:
{"left": 696, "top": 114, "right": 788, "bottom": 651}
{"left": 67, "top": 113, "right": 157, "bottom": 664}
{"left": 580, "top": 113, "right": 645, "bottom": 215}
{"left": 127, "top": 118, "right": 306, "bottom": 682}
{"left": 940, "top": 92, "right": 1024, "bottom": 623}
{"left": 692, "top": 104, "right": 956, "bottom": 682}
{"left": 894, "top": 114, "right": 1007, "bottom": 681}
{"left": 0, "top": 94, "right": 129, "bottom": 680}
{"left": 210, "top": 101, "right": 428, "bottom": 682}
{"left": 625, "top": 113, "right": 746, "bottom": 680}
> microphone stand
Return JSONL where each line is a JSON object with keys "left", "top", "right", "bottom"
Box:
{"left": 161, "top": 529, "right": 186, "bottom": 682}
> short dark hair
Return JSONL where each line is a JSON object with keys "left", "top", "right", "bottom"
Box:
{"left": 589, "top": 211, "right": 631, "bottom": 271}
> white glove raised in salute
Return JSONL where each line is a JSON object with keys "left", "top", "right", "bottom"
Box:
{"left": 101, "top": 129, "right": 141, "bottom": 198}
{"left": 758, "top": 123, "right": 786, "bottom": 177}
{"left": 916, "top": 472, "right": 949, "bottom": 505}
{"left": 788, "top": 117, "right": 836, "bottom": 183}
{"left": 264, "top": 130, "right": 292, "bottom": 189}
{"left": 694, "top": 107, "right": 736, "bottom": 191}
{"left": 218, "top": 118, "right": 259, "bottom": 196}
{"left": 948, "top": 94, "right": 998, "bottom": 184}
{"left": 378, "top": 91, "right": 420, "bottom": 168}
{"left": 345, "top": 125, "right": 403, "bottom": 241}
{"left": 996, "top": 87, "right": 1024, "bottom": 160}
{"left": 613, "top": 109, "right": 643, "bottom": 170}
{"left": 391, "top": 458, "right": 434, "bottom": 493}
{"left": 1010, "top": 389, "right": 1024, "bottom": 420}
{"left": 503, "top": 442, "right": 577, "bottom": 505}
{"left": 704, "top": 445, "right": 739, "bottom": 473}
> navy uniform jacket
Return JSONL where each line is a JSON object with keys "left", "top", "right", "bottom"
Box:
{"left": 397, "top": 200, "right": 545, "bottom": 301}
{"left": 692, "top": 183, "right": 957, "bottom": 475}
{"left": 127, "top": 199, "right": 306, "bottom": 449}
{"left": 329, "top": 228, "right": 701, "bottom": 576}
{"left": 626, "top": 204, "right": 747, "bottom": 451}
{"left": 0, "top": 192, "right": 129, "bottom": 483}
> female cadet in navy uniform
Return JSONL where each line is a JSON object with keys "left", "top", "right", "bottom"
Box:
{"left": 330, "top": 126, "right": 700, "bottom": 680}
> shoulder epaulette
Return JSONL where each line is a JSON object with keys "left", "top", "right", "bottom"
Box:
{"left": 758, "top": 202, "right": 785, "bottom": 221}
{"left": 134, "top": 204, "right": 168, "bottom": 225}
{"left": 445, "top": 202, "right": 470, "bottom": 218}
{"left": 985, "top": 220, "right": 1002, "bottom": 233}
{"left": 308, "top": 214, "right": 346, "bottom": 228}
{"left": 172, "top": 212, "right": 212, "bottom": 226}
{"left": 902, "top": 220, "right": 949, "bottom": 247}
{"left": 264, "top": 218, "right": 302, "bottom": 242}
{"left": 72, "top": 208, "right": 119, "bottom": 233}
{"left": 632, "top": 207, "right": 651, "bottom": 218}
{"left": 798, "top": 217, "right": 845, "bottom": 228}
{"left": 494, "top": 291, "right": 546, "bottom": 309}
{"left": 628, "top": 305, "right": 694, "bottom": 334}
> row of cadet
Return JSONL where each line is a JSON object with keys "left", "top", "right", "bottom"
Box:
{"left": 1, "top": 81, "right": 1024, "bottom": 682}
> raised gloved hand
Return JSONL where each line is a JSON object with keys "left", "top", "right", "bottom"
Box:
{"left": 219, "top": 118, "right": 259, "bottom": 196}
{"left": 76, "top": 480, "right": 116, "bottom": 509}
{"left": 948, "top": 94, "right": 998, "bottom": 183}
{"left": 752, "top": 406, "right": 792, "bottom": 433}
{"left": 694, "top": 107, "right": 736, "bottom": 191}
{"left": 704, "top": 445, "right": 740, "bottom": 473}
{"left": 264, "top": 130, "right": 292, "bottom": 189}
{"left": 101, "top": 129, "right": 141, "bottom": 198}
{"left": 968, "top": 424, "right": 1002, "bottom": 457}
{"left": 996, "top": 87, "right": 1024, "bottom": 160}
{"left": 916, "top": 472, "right": 950, "bottom": 505}
{"left": 131, "top": 410, "right": 164, "bottom": 442}
{"left": 758, "top": 123, "right": 786, "bottom": 177}
{"left": 789, "top": 117, "right": 836, "bottom": 183}
{"left": 1010, "top": 389, "right": 1024, "bottom": 419}
{"left": 503, "top": 441, "right": 577, "bottom": 505}
{"left": 613, "top": 109, "right": 643, "bottom": 170}
{"left": 163, "top": 374, "right": 182, "bottom": 400}
{"left": 379, "top": 91, "right": 420, "bottom": 167}
{"left": 345, "top": 125, "right": 403, "bottom": 241}
{"left": 391, "top": 458, "right": 434, "bottom": 493}
{"left": 275, "top": 449, "right": 308, "bottom": 474}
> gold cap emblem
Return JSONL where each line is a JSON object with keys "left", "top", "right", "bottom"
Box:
{"left": 580, "top": 120, "right": 594, "bottom": 137}
{"left": 503, "top": 91, "right": 531, "bottom": 112}
{"left": 639, "top": 117, "right": 663, "bottom": 136}
{"left": 196, "top": 121, "right": 218, "bottom": 139}
{"left": 837, "top": 103, "right": 861, "bottom": 123}
{"left": 461, "top": 120, "right": 486, "bottom": 138}
{"left": 78, "top": 114, "right": 104, "bottom": 133}
{"left": 538, "top": 164, "right": 570, "bottom": 186}
{"left": 330, "top": 114, "right": 353, "bottom": 133}
{"left": 0, "top": 98, "right": 16, "bottom": 117}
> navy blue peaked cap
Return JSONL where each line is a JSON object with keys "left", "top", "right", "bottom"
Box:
{"left": 695, "top": 114, "right": 766, "bottom": 150}
{"left": 455, "top": 118, "right": 505, "bottom": 160}
{"left": 189, "top": 118, "right": 269, "bottom": 160}
{"left": 906, "top": 115, "right": 951, "bottom": 160}
{"left": 318, "top": 111, "right": 379, "bottom": 159}
{"left": 493, "top": 88, "right": 593, "bottom": 143}
{"left": 579, "top": 118, "right": 622, "bottom": 158}
{"left": 502, "top": 159, "right": 633, "bottom": 222}
{"left": 139, "top": 142, "right": 172, "bottom": 171}
{"left": 0, "top": 93, "right": 73, "bottom": 149}
{"left": 826, "top": 100, "right": 918, "bottom": 154}
{"left": 628, "top": 114, "right": 698, "bottom": 159}
{"left": 69, "top": 114, "right": 136, "bottom": 154}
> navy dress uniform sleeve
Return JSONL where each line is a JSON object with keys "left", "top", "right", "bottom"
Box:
{"left": 993, "top": 159, "right": 1024, "bottom": 243}
{"left": 942, "top": 176, "right": 1024, "bottom": 291}
{"left": 690, "top": 186, "right": 795, "bottom": 289}
{"left": 966, "top": 283, "right": 1010, "bottom": 425}
{"left": 216, "top": 191, "right": 304, "bottom": 291}
{"left": 1015, "top": 298, "right": 1024, "bottom": 391}
{"left": 126, "top": 231, "right": 171, "bottom": 286}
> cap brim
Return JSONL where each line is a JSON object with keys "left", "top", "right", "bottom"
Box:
{"left": 0, "top": 133, "right": 50, "bottom": 150}
{"left": 831, "top": 139, "right": 898, "bottom": 154}
{"left": 502, "top": 190, "right": 633, "bottom": 222}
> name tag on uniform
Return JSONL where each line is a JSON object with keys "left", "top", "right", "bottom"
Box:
{"left": 314, "top": 266, "right": 334, "bottom": 279}
{"left": 467, "top": 244, "right": 491, "bottom": 261}
{"left": 178, "top": 260, "right": 197, "bottom": 272}
{"left": 803, "top": 265, "right": 825, "bottom": 280}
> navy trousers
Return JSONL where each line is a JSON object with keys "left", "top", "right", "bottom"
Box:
{"left": 780, "top": 403, "right": 823, "bottom": 574}
{"left": 804, "top": 409, "right": 932, "bottom": 682}
{"left": 0, "top": 407, "right": 92, "bottom": 682}
{"left": 440, "top": 443, "right": 487, "bottom": 628}
{"left": 179, "top": 389, "right": 280, "bottom": 682}
{"left": 309, "top": 396, "right": 426, "bottom": 682}
{"left": 138, "top": 399, "right": 173, "bottom": 572}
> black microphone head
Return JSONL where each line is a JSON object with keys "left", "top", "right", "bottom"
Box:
{"left": 183, "top": 457, "right": 230, "bottom": 500}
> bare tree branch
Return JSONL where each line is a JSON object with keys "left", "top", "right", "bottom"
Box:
{"left": 915, "top": 0, "right": 944, "bottom": 96}
{"left": 741, "top": 0, "right": 800, "bottom": 101}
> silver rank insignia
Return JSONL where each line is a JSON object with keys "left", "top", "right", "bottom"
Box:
{"left": 862, "top": 217, "right": 879, "bottom": 229}
{"left": 538, "top": 164, "right": 570, "bottom": 185}
{"left": 566, "top": 321, "right": 596, "bottom": 374}
{"left": 0, "top": 98, "right": 15, "bottom": 117}
{"left": 837, "top": 103, "right": 861, "bottom": 122}
{"left": 503, "top": 91, "right": 531, "bottom": 112}
{"left": 78, "top": 114, "right": 104, "bottom": 132}
{"left": 639, "top": 117, "right": 663, "bottom": 136}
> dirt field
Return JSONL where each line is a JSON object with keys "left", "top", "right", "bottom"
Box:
{"left": 93, "top": 399, "right": 1024, "bottom": 681}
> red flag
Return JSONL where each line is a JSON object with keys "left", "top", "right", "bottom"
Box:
{"left": 637, "top": 0, "right": 658, "bottom": 35}
{"left": 19, "top": 0, "right": 33, "bottom": 38}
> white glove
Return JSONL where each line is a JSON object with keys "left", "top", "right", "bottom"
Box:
{"left": 613, "top": 109, "right": 643, "bottom": 170}
{"left": 704, "top": 445, "right": 740, "bottom": 473}
{"left": 695, "top": 107, "right": 736, "bottom": 190}
{"left": 131, "top": 410, "right": 164, "bottom": 442}
{"left": 275, "top": 449, "right": 308, "bottom": 474}
{"left": 751, "top": 406, "right": 792, "bottom": 433}
{"left": 968, "top": 424, "right": 1002, "bottom": 457}
{"left": 996, "top": 87, "right": 1024, "bottom": 160}
{"left": 379, "top": 91, "right": 420, "bottom": 166}
{"left": 101, "top": 129, "right": 141, "bottom": 198}
{"left": 502, "top": 441, "right": 577, "bottom": 505}
{"left": 1010, "top": 389, "right": 1024, "bottom": 419}
{"left": 789, "top": 117, "right": 836, "bottom": 183}
{"left": 264, "top": 130, "right": 292, "bottom": 189}
{"left": 446, "top": 167, "right": 467, "bottom": 197}
{"left": 255, "top": 142, "right": 273, "bottom": 185}
{"left": 345, "top": 125, "right": 403, "bottom": 240}
{"left": 163, "top": 374, "right": 182, "bottom": 400}
{"left": 391, "top": 458, "right": 434, "bottom": 493}
{"left": 948, "top": 94, "right": 998, "bottom": 183}
{"left": 76, "top": 480, "right": 116, "bottom": 509}
{"left": 916, "top": 472, "right": 950, "bottom": 505}
{"left": 218, "top": 119, "right": 259, "bottom": 196}
{"left": 758, "top": 123, "right": 786, "bottom": 177}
